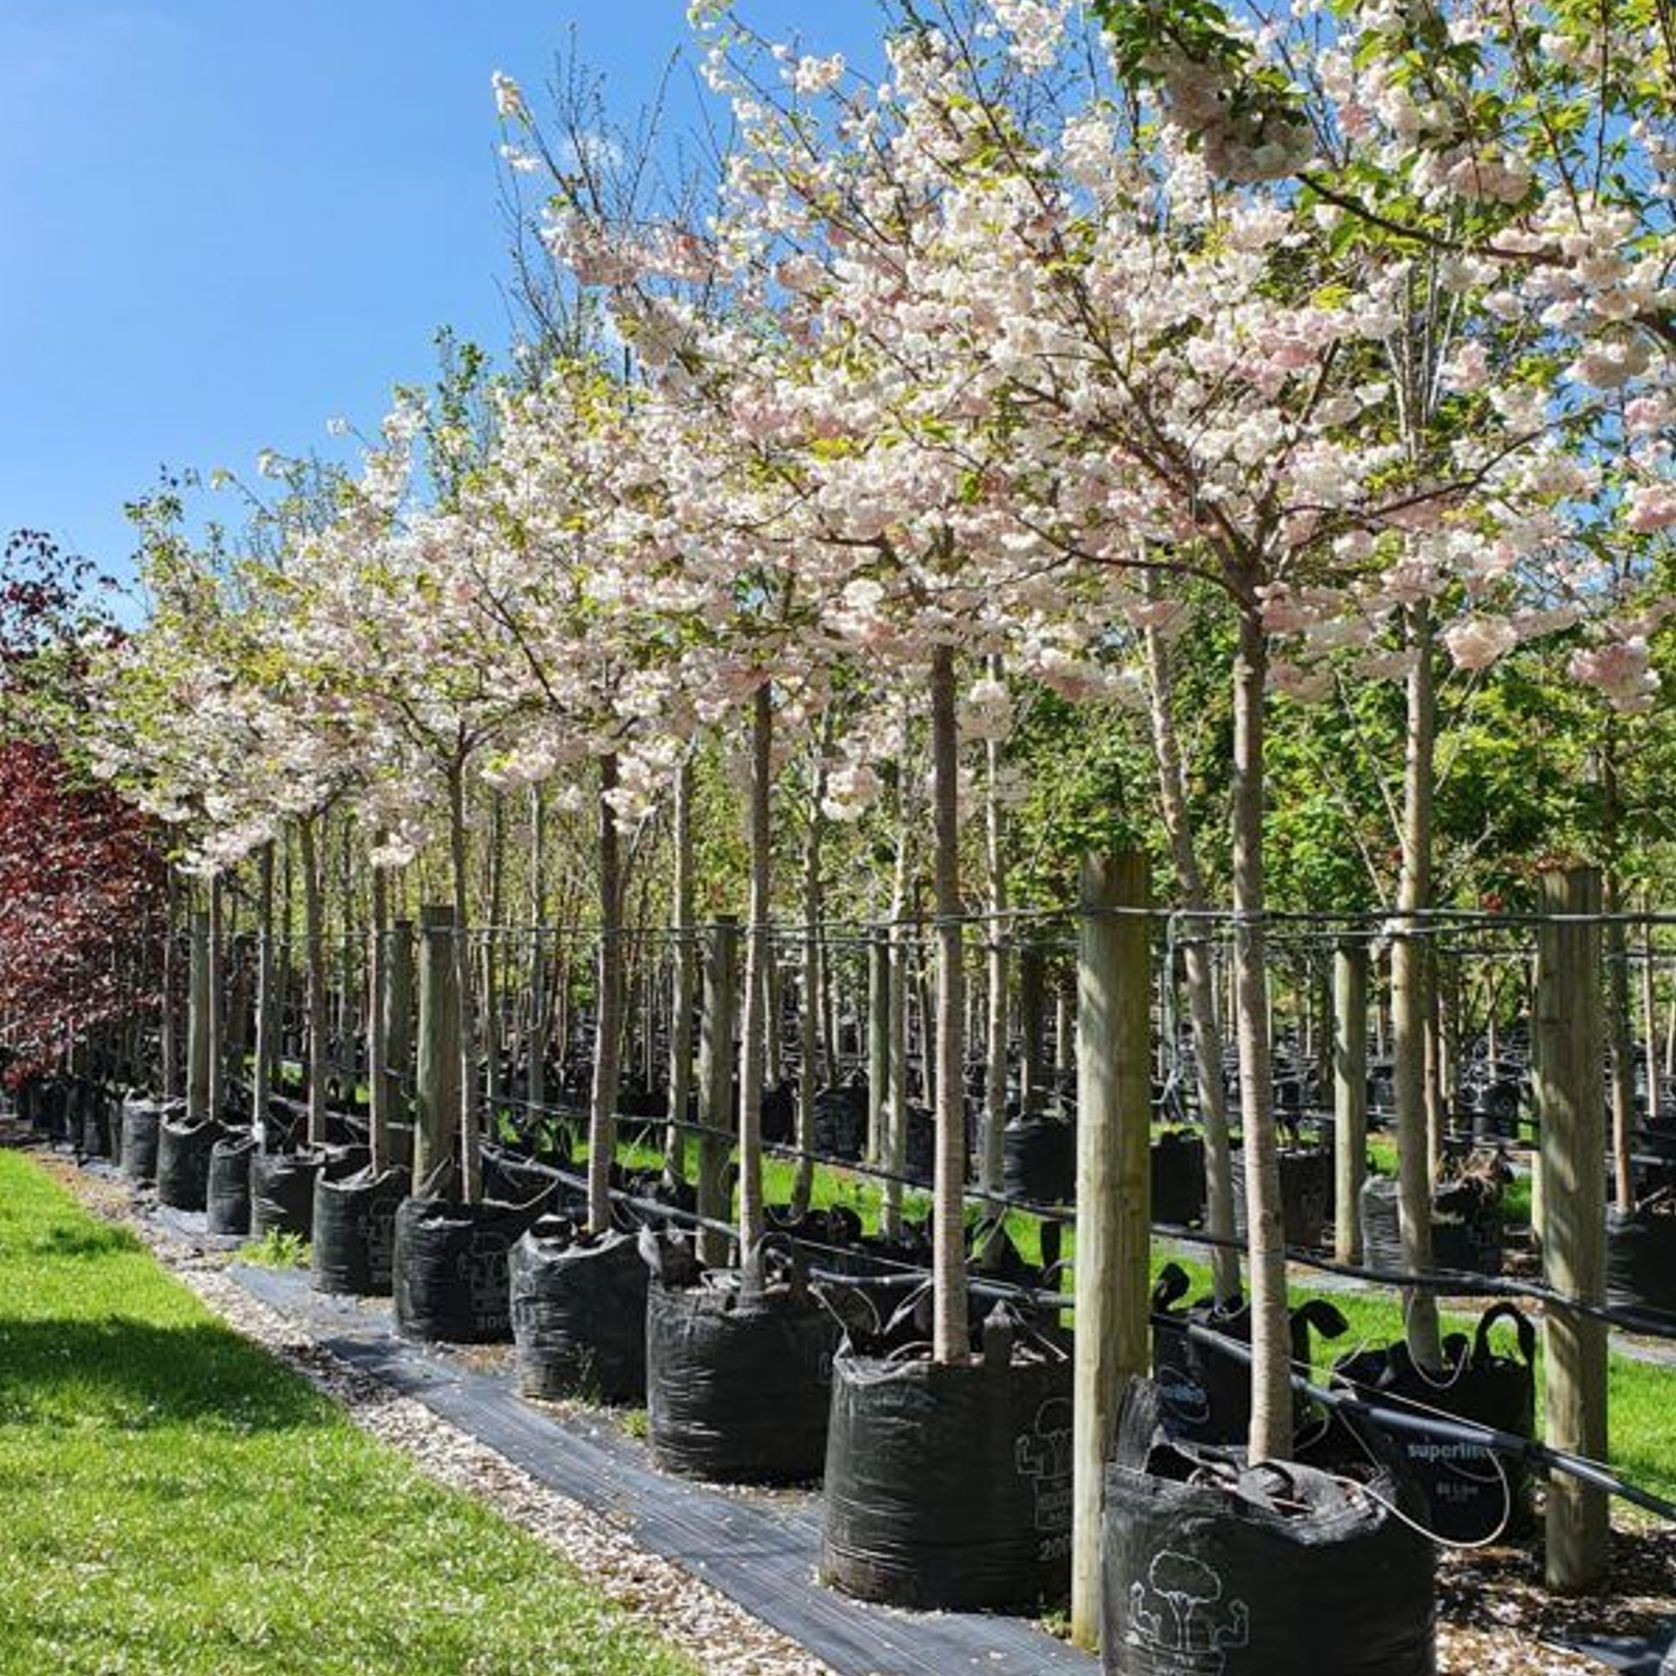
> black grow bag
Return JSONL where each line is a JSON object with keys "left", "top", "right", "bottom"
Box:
{"left": 394, "top": 1193, "right": 548, "bottom": 1342}
{"left": 249, "top": 1146, "right": 367, "bottom": 1240}
{"left": 1151, "top": 1264, "right": 1347, "bottom": 1447}
{"left": 156, "top": 1116, "right": 225, "bottom": 1211}
{"left": 121, "top": 1098, "right": 173, "bottom": 1184}
{"left": 206, "top": 1132, "right": 257, "bottom": 1235}
{"left": 1103, "top": 1399, "right": 1436, "bottom": 1676}
{"left": 1004, "top": 1116, "right": 1076, "bottom": 1205}
{"left": 1607, "top": 1202, "right": 1676, "bottom": 1331}
{"left": 311, "top": 1165, "right": 411, "bottom": 1295}
{"left": 1360, "top": 1176, "right": 1503, "bottom": 1280}
{"left": 1326, "top": 1304, "right": 1536, "bottom": 1544}
{"left": 1152, "top": 1131, "right": 1207, "bottom": 1226}
{"left": 644, "top": 1239, "right": 835, "bottom": 1483}
{"left": 510, "top": 1219, "right": 649, "bottom": 1402}
{"left": 820, "top": 1316, "right": 1074, "bottom": 1611}
{"left": 1232, "top": 1147, "right": 1331, "bottom": 1248}
{"left": 76, "top": 1084, "right": 113, "bottom": 1159}
{"left": 813, "top": 1082, "right": 869, "bottom": 1163}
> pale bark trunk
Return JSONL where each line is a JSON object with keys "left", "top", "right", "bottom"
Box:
{"left": 666, "top": 752, "right": 696, "bottom": 1179}
{"left": 1145, "top": 620, "right": 1240, "bottom": 1303}
{"left": 207, "top": 874, "right": 225, "bottom": 1123}
{"left": 253, "top": 843, "right": 275, "bottom": 1142}
{"left": 448, "top": 763, "right": 483, "bottom": 1204}
{"left": 587, "top": 755, "right": 624, "bottom": 1234}
{"left": 369, "top": 861, "right": 389, "bottom": 1173}
{"left": 528, "top": 785, "right": 549, "bottom": 1114}
{"left": 1231, "top": 610, "right": 1289, "bottom": 1462}
{"left": 1643, "top": 900, "right": 1662, "bottom": 1127}
{"left": 929, "top": 645, "right": 969, "bottom": 1366}
{"left": 982, "top": 654, "right": 1009, "bottom": 1200}
{"left": 1603, "top": 742, "right": 1636, "bottom": 1213}
{"left": 738, "top": 684, "right": 773, "bottom": 1266}
{"left": 793, "top": 737, "right": 828, "bottom": 1216}
{"left": 162, "top": 869, "right": 181, "bottom": 1099}
{"left": 300, "top": 816, "right": 330, "bottom": 1150}
{"left": 1393, "top": 603, "right": 1443, "bottom": 1369}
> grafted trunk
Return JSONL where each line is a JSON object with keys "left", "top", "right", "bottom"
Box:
{"left": 1231, "top": 610, "right": 1288, "bottom": 1463}
{"left": 587, "top": 754, "right": 624, "bottom": 1234}
{"left": 929, "top": 644, "right": 969, "bottom": 1366}
{"left": 738, "top": 683, "right": 773, "bottom": 1264}
{"left": 1393, "top": 603, "right": 1443, "bottom": 1370}
{"left": 1144, "top": 620, "right": 1239, "bottom": 1304}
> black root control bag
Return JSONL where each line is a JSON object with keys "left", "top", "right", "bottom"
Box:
{"left": 156, "top": 1116, "right": 225, "bottom": 1211}
{"left": 820, "top": 1312, "right": 1074, "bottom": 1612}
{"left": 1004, "top": 1116, "right": 1076, "bottom": 1206}
{"left": 1152, "top": 1131, "right": 1208, "bottom": 1227}
{"left": 206, "top": 1132, "right": 257, "bottom": 1235}
{"left": 510, "top": 1220, "right": 649, "bottom": 1403}
{"left": 1326, "top": 1304, "right": 1536, "bottom": 1544}
{"left": 122, "top": 1098, "right": 173, "bottom": 1184}
{"left": 1151, "top": 1264, "right": 1347, "bottom": 1446}
{"left": 394, "top": 1194, "right": 547, "bottom": 1343}
{"left": 644, "top": 1237, "right": 836, "bottom": 1484}
{"left": 1103, "top": 1392, "right": 1436, "bottom": 1676}
{"left": 76, "top": 1083, "right": 113, "bottom": 1159}
{"left": 1233, "top": 1148, "right": 1331, "bottom": 1249}
{"left": 250, "top": 1151, "right": 325, "bottom": 1239}
{"left": 311, "top": 1166, "right": 411, "bottom": 1296}
{"left": 1607, "top": 1201, "right": 1676, "bottom": 1329}
{"left": 1360, "top": 1177, "right": 1503, "bottom": 1280}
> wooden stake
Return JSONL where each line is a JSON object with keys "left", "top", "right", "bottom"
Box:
{"left": 1070, "top": 851, "right": 1152, "bottom": 1652}
{"left": 1536, "top": 866, "right": 1609, "bottom": 1592}
{"left": 1334, "top": 940, "right": 1369, "bottom": 1266}
{"left": 186, "top": 906, "right": 211, "bottom": 1122}
{"left": 415, "top": 904, "right": 460, "bottom": 1191}
{"left": 697, "top": 917, "right": 739, "bottom": 1269}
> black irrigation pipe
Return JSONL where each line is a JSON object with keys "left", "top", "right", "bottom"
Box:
{"left": 486, "top": 1094, "right": 1676, "bottom": 1346}
{"left": 1179, "top": 1320, "right": 1676, "bottom": 1525}
{"left": 477, "top": 1135, "right": 1676, "bottom": 1526}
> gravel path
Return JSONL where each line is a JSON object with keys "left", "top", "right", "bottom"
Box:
{"left": 28, "top": 1138, "right": 1676, "bottom": 1676}
{"left": 35, "top": 1150, "right": 834, "bottom": 1676}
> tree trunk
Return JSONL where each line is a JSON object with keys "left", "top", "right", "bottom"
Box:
{"left": 369, "top": 861, "right": 390, "bottom": 1173}
{"left": 300, "top": 816, "right": 330, "bottom": 1150}
{"left": 981, "top": 654, "right": 1009, "bottom": 1200}
{"left": 528, "top": 785, "right": 549, "bottom": 1114}
{"left": 1603, "top": 743, "right": 1636, "bottom": 1213}
{"left": 162, "top": 868, "right": 181, "bottom": 1099}
{"left": 207, "top": 874, "right": 225, "bottom": 1123}
{"left": 587, "top": 754, "right": 624, "bottom": 1234}
{"left": 666, "top": 752, "right": 696, "bottom": 1180}
{"left": 793, "top": 735, "right": 828, "bottom": 1216}
{"left": 738, "top": 683, "right": 773, "bottom": 1267}
{"left": 1231, "top": 608, "right": 1289, "bottom": 1462}
{"left": 929, "top": 644, "right": 969, "bottom": 1366}
{"left": 1145, "top": 619, "right": 1240, "bottom": 1303}
{"left": 1393, "top": 602, "right": 1443, "bottom": 1370}
{"left": 447, "top": 761, "right": 483, "bottom": 1205}
{"left": 253, "top": 843, "right": 275, "bottom": 1142}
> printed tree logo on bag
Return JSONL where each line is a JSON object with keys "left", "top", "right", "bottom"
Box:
{"left": 1013, "top": 1396, "right": 1073, "bottom": 1557}
{"left": 1126, "top": 1549, "right": 1251, "bottom": 1675}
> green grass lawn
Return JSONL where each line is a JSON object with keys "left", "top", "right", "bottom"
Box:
{"left": 0, "top": 1151, "right": 696, "bottom": 1676}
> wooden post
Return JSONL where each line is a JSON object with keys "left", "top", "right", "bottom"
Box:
{"left": 186, "top": 907, "right": 211, "bottom": 1122}
{"left": 697, "top": 917, "right": 739, "bottom": 1269}
{"left": 867, "top": 930, "right": 890, "bottom": 1166}
{"left": 1071, "top": 852, "right": 1152, "bottom": 1652}
{"left": 385, "top": 920, "right": 414, "bottom": 1120}
{"left": 1536, "top": 866, "right": 1609, "bottom": 1592}
{"left": 414, "top": 904, "right": 460, "bottom": 1192}
{"left": 1334, "top": 940, "right": 1369, "bottom": 1266}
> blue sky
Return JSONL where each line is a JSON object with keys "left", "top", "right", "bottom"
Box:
{"left": 0, "top": 2, "right": 862, "bottom": 591}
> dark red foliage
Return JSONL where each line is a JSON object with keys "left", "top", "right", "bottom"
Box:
{"left": 0, "top": 740, "right": 164, "bottom": 1064}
